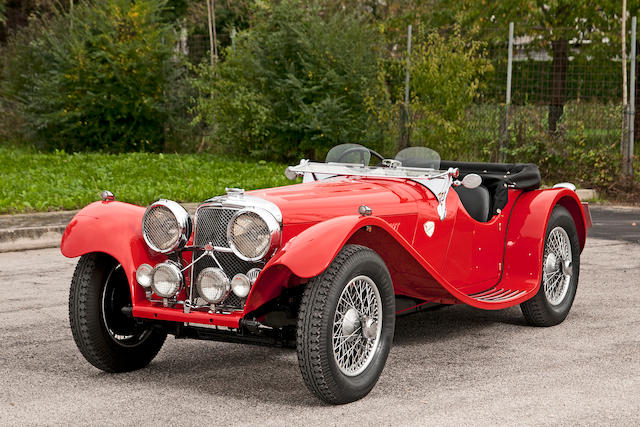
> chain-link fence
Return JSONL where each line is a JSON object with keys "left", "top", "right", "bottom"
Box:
{"left": 181, "top": 20, "right": 638, "bottom": 184}
{"left": 466, "top": 21, "right": 638, "bottom": 185}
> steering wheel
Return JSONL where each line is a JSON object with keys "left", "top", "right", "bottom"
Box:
{"left": 336, "top": 146, "right": 385, "bottom": 165}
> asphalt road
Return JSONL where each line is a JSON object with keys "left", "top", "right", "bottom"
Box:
{"left": 1, "top": 237, "right": 639, "bottom": 425}
{"left": 589, "top": 205, "right": 640, "bottom": 244}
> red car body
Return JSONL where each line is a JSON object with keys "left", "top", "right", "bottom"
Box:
{"left": 62, "top": 146, "right": 591, "bottom": 404}
{"left": 61, "top": 175, "right": 589, "bottom": 328}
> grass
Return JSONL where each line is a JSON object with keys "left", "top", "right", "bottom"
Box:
{"left": 0, "top": 147, "right": 294, "bottom": 214}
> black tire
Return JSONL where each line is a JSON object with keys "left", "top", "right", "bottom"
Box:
{"left": 69, "top": 253, "right": 166, "bottom": 372}
{"left": 297, "top": 244, "right": 395, "bottom": 404}
{"left": 521, "top": 205, "right": 580, "bottom": 327}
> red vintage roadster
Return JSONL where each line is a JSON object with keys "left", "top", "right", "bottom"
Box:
{"left": 62, "top": 144, "right": 591, "bottom": 404}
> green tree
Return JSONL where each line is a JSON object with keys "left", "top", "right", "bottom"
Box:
{"left": 369, "top": 25, "right": 491, "bottom": 156}
{"left": 191, "top": 0, "right": 382, "bottom": 160}
{"left": 425, "top": 0, "right": 640, "bottom": 133}
{"left": 1, "top": 0, "right": 182, "bottom": 152}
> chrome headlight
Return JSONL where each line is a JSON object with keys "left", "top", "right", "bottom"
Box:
{"left": 227, "top": 208, "right": 280, "bottom": 262}
{"left": 196, "top": 267, "right": 230, "bottom": 304}
{"left": 151, "top": 261, "right": 183, "bottom": 298}
{"left": 142, "top": 200, "right": 192, "bottom": 253}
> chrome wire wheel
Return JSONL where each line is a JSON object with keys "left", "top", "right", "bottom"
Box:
{"left": 332, "top": 275, "right": 382, "bottom": 377}
{"left": 542, "top": 226, "right": 573, "bottom": 306}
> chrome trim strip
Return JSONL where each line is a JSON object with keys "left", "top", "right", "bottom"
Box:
{"left": 553, "top": 182, "right": 576, "bottom": 191}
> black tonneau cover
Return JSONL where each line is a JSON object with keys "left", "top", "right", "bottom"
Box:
{"left": 439, "top": 161, "right": 541, "bottom": 190}
{"left": 401, "top": 158, "right": 541, "bottom": 216}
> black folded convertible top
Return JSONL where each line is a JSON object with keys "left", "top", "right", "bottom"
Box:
{"left": 439, "top": 161, "right": 541, "bottom": 190}
{"left": 400, "top": 158, "right": 541, "bottom": 216}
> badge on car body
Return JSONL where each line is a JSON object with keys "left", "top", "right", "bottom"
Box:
{"left": 424, "top": 221, "right": 435, "bottom": 237}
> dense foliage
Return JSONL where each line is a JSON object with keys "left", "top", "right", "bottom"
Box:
{"left": 500, "top": 103, "right": 622, "bottom": 190}
{"left": 191, "top": 1, "right": 382, "bottom": 160}
{"left": 369, "top": 25, "right": 492, "bottom": 159}
{"left": 0, "top": 0, "right": 182, "bottom": 152}
{"left": 0, "top": 0, "right": 637, "bottom": 198}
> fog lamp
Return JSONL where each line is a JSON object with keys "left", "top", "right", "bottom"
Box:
{"left": 196, "top": 267, "right": 230, "bottom": 304}
{"left": 231, "top": 273, "right": 251, "bottom": 298}
{"left": 136, "top": 263, "right": 153, "bottom": 288}
{"left": 151, "top": 262, "right": 182, "bottom": 298}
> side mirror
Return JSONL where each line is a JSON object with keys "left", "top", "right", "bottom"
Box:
{"left": 461, "top": 173, "right": 482, "bottom": 189}
{"left": 284, "top": 167, "right": 298, "bottom": 180}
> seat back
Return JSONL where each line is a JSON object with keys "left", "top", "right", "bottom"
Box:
{"left": 454, "top": 185, "right": 491, "bottom": 222}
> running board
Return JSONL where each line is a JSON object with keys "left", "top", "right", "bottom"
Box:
{"left": 468, "top": 287, "right": 528, "bottom": 303}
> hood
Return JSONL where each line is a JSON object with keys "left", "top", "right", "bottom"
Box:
{"left": 248, "top": 177, "right": 430, "bottom": 225}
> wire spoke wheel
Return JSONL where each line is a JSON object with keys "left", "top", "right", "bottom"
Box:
{"left": 297, "top": 244, "right": 395, "bottom": 404}
{"left": 542, "top": 226, "right": 572, "bottom": 306}
{"left": 332, "top": 275, "right": 382, "bottom": 376}
{"left": 521, "top": 206, "right": 580, "bottom": 327}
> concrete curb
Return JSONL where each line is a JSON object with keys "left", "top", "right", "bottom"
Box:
{"left": 576, "top": 188, "right": 598, "bottom": 201}
{"left": 0, "top": 203, "right": 199, "bottom": 253}
{"left": 0, "top": 192, "right": 611, "bottom": 253}
{"left": 0, "top": 225, "right": 68, "bottom": 252}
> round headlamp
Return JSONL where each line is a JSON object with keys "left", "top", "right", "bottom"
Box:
{"left": 142, "top": 200, "right": 192, "bottom": 253}
{"left": 227, "top": 208, "right": 280, "bottom": 262}
{"left": 196, "top": 267, "right": 230, "bottom": 304}
{"left": 151, "top": 262, "right": 183, "bottom": 298}
{"left": 136, "top": 263, "right": 153, "bottom": 288}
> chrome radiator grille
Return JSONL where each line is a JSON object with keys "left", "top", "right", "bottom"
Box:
{"left": 192, "top": 206, "right": 262, "bottom": 310}
{"left": 194, "top": 208, "right": 236, "bottom": 247}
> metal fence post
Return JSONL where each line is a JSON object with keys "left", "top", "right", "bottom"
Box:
{"left": 628, "top": 16, "right": 637, "bottom": 178}
{"left": 404, "top": 25, "right": 412, "bottom": 110}
{"left": 404, "top": 24, "right": 412, "bottom": 148}
{"left": 501, "top": 22, "right": 514, "bottom": 163}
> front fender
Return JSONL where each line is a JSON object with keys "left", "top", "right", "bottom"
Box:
{"left": 269, "top": 215, "right": 399, "bottom": 278}
{"left": 243, "top": 215, "right": 403, "bottom": 313}
{"left": 60, "top": 201, "right": 162, "bottom": 304}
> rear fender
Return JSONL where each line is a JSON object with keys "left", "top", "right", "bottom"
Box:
{"left": 60, "top": 201, "right": 162, "bottom": 304}
{"left": 500, "top": 188, "right": 587, "bottom": 296}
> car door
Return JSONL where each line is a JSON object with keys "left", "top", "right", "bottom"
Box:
{"left": 437, "top": 191, "right": 509, "bottom": 294}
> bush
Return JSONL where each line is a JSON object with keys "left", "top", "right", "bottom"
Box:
{"left": 190, "top": 0, "right": 383, "bottom": 160}
{"left": 0, "top": 0, "right": 183, "bottom": 152}
{"left": 368, "top": 25, "right": 492, "bottom": 158}
{"left": 502, "top": 102, "right": 621, "bottom": 190}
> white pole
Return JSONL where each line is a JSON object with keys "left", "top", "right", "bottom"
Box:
{"left": 403, "top": 25, "right": 412, "bottom": 149}
{"left": 502, "top": 22, "right": 514, "bottom": 162}
{"left": 404, "top": 25, "right": 412, "bottom": 109}
{"left": 623, "top": 0, "right": 627, "bottom": 107}
{"left": 206, "top": 0, "right": 215, "bottom": 67}
{"left": 622, "top": 0, "right": 628, "bottom": 157}
{"left": 628, "top": 17, "right": 636, "bottom": 177}
{"left": 212, "top": 0, "right": 218, "bottom": 59}
{"left": 506, "top": 22, "right": 514, "bottom": 107}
